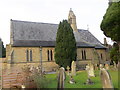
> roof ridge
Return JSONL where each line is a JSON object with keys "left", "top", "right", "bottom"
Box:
{"left": 11, "top": 19, "right": 58, "bottom": 26}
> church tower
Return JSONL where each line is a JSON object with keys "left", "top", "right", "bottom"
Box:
{"left": 68, "top": 8, "right": 77, "bottom": 32}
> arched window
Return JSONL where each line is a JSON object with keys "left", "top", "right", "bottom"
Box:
{"left": 47, "top": 50, "right": 50, "bottom": 61}
{"left": 101, "top": 53, "right": 103, "bottom": 60}
{"left": 82, "top": 50, "right": 84, "bottom": 60}
{"left": 50, "top": 50, "right": 53, "bottom": 61}
{"left": 30, "top": 50, "right": 32, "bottom": 61}
{"left": 26, "top": 50, "right": 29, "bottom": 61}
{"left": 84, "top": 50, "right": 86, "bottom": 60}
{"left": 47, "top": 50, "right": 53, "bottom": 61}
{"left": 81, "top": 50, "right": 86, "bottom": 60}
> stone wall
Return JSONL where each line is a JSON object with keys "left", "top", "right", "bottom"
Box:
{"left": 5, "top": 44, "right": 108, "bottom": 71}
{"left": 96, "top": 49, "right": 107, "bottom": 63}
{"left": 6, "top": 46, "right": 55, "bottom": 63}
{"left": 77, "top": 48, "right": 93, "bottom": 60}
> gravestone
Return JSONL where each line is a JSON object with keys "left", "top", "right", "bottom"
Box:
{"left": 57, "top": 67, "right": 65, "bottom": 89}
{"left": 99, "top": 64, "right": 103, "bottom": 70}
{"left": 84, "top": 64, "right": 94, "bottom": 85}
{"left": 94, "top": 64, "right": 98, "bottom": 70}
{"left": 89, "top": 63, "right": 95, "bottom": 77}
{"left": 66, "top": 66, "right": 70, "bottom": 75}
{"left": 105, "top": 64, "right": 109, "bottom": 70}
{"left": 86, "top": 64, "right": 90, "bottom": 78}
{"left": 71, "top": 61, "right": 76, "bottom": 76}
{"left": 86, "top": 63, "right": 95, "bottom": 77}
{"left": 100, "top": 68, "right": 114, "bottom": 89}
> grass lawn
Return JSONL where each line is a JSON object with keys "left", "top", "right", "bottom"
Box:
{"left": 46, "top": 70, "right": 118, "bottom": 89}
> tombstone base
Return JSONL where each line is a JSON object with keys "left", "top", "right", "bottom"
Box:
{"left": 84, "top": 78, "right": 94, "bottom": 85}
{"left": 69, "top": 80, "right": 76, "bottom": 84}
{"left": 69, "top": 76, "right": 76, "bottom": 84}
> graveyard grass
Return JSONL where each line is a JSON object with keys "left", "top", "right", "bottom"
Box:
{"left": 46, "top": 70, "right": 118, "bottom": 88}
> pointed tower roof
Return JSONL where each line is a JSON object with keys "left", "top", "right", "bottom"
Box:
{"left": 68, "top": 8, "right": 76, "bottom": 17}
{"left": 68, "top": 8, "right": 77, "bottom": 32}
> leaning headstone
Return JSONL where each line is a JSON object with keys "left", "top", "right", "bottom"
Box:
{"left": 66, "top": 66, "right": 70, "bottom": 75}
{"left": 57, "top": 67, "right": 65, "bottom": 89}
{"left": 71, "top": 61, "right": 76, "bottom": 76}
{"left": 100, "top": 68, "right": 114, "bottom": 89}
{"left": 105, "top": 64, "right": 109, "bottom": 70}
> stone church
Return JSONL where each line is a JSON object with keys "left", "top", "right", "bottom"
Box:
{"left": 6, "top": 9, "right": 108, "bottom": 71}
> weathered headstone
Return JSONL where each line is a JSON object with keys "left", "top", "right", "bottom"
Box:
{"left": 57, "top": 67, "right": 65, "bottom": 89}
{"left": 84, "top": 64, "right": 94, "bottom": 85}
{"left": 105, "top": 64, "right": 109, "bottom": 70}
{"left": 100, "top": 68, "right": 114, "bottom": 89}
{"left": 86, "top": 64, "right": 90, "bottom": 78}
{"left": 99, "top": 64, "right": 103, "bottom": 70}
{"left": 71, "top": 61, "right": 76, "bottom": 76}
{"left": 94, "top": 64, "right": 98, "bottom": 70}
{"left": 86, "top": 63, "right": 95, "bottom": 77}
{"left": 66, "top": 66, "right": 70, "bottom": 75}
{"left": 89, "top": 63, "right": 95, "bottom": 77}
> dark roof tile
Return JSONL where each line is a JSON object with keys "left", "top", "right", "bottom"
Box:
{"left": 11, "top": 20, "right": 106, "bottom": 49}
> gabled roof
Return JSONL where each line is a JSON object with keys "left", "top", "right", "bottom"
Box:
{"left": 11, "top": 20, "right": 106, "bottom": 49}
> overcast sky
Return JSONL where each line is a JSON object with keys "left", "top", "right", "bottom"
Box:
{"left": 0, "top": 0, "right": 113, "bottom": 46}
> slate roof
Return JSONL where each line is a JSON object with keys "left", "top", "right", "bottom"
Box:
{"left": 11, "top": 20, "right": 106, "bottom": 49}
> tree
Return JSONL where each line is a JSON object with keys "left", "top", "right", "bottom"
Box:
{"left": 0, "top": 39, "right": 6, "bottom": 58}
{"left": 55, "top": 20, "right": 77, "bottom": 69}
{"left": 110, "top": 43, "right": 119, "bottom": 64}
{"left": 100, "top": 2, "right": 120, "bottom": 61}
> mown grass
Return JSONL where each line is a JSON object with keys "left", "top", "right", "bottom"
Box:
{"left": 46, "top": 70, "right": 118, "bottom": 89}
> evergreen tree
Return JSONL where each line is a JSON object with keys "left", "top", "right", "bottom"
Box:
{"left": 0, "top": 40, "right": 2, "bottom": 58}
{"left": 0, "top": 39, "right": 6, "bottom": 58}
{"left": 100, "top": 2, "right": 120, "bottom": 61}
{"left": 110, "top": 43, "right": 119, "bottom": 64}
{"left": 55, "top": 20, "right": 77, "bottom": 69}
{"left": 101, "top": 2, "right": 120, "bottom": 69}
{"left": 101, "top": 2, "right": 120, "bottom": 42}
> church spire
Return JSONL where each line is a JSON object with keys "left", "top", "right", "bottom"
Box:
{"left": 68, "top": 8, "right": 77, "bottom": 32}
